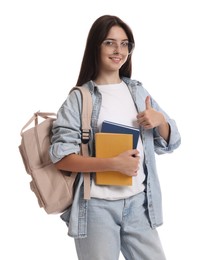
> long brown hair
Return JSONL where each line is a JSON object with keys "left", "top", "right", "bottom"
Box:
{"left": 76, "top": 15, "right": 135, "bottom": 86}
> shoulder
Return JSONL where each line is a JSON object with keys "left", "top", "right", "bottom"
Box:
{"left": 122, "top": 76, "right": 142, "bottom": 87}
{"left": 122, "top": 77, "right": 149, "bottom": 95}
{"left": 68, "top": 81, "right": 95, "bottom": 99}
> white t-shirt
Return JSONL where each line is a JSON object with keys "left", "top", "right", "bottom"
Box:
{"left": 90, "top": 81, "right": 145, "bottom": 200}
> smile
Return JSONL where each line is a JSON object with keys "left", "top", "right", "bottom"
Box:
{"left": 110, "top": 57, "right": 122, "bottom": 62}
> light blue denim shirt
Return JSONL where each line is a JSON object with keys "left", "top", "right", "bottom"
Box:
{"left": 49, "top": 77, "right": 181, "bottom": 238}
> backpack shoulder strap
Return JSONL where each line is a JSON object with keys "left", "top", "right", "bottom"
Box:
{"left": 70, "top": 86, "right": 92, "bottom": 145}
{"left": 69, "top": 86, "right": 92, "bottom": 200}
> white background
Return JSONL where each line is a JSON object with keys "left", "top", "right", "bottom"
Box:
{"left": 0, "top": 0, "right": 201, "bottom": 259}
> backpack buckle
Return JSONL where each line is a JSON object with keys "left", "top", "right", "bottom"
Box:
{"left": 81, "top": 129, "right": 91, "bottom": 144}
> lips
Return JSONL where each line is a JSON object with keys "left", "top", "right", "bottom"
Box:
{"left": 110, "top": 56, "right": 122, "bottom": 62}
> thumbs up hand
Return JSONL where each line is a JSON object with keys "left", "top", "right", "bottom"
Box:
{"left": 137, "top": 96, "right": 166, "bottom": 129}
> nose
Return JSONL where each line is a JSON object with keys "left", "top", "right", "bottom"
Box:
{"left": 113, "top": 43, "right": 121, "bottom": 54}
{"left": 113, "top": 50, "right": 120, "bottom": 54}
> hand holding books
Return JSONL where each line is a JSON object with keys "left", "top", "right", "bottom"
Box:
{"left": 112, "top": 148, "right": 140, "bottom": 176}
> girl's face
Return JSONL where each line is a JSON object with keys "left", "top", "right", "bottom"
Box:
{"left": 99, "top": 26, "right": 130, "bottom": 74}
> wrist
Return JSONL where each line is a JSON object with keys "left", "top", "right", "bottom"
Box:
{"left": 159, "top": 113, "right": 167, "bottom": 127}
{"left": 108, "top": 157, "right": 117, "bottom": 171}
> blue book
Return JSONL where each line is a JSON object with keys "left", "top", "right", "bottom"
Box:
{"left": 101, "top": 120, "right": 140, "bottom": 149}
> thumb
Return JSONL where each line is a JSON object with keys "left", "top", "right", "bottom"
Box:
{"left": 145, "top": 96, "right": 151, "bottom": 110}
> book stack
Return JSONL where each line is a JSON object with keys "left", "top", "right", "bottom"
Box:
{"left": 95, "top": 121, "right": 140, "bottom": 186}
{"left": 101, "top": 120, "right": 140, "bottom": 149}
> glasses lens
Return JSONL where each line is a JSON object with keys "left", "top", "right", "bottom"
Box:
{"left": 102, "top": 40, "right": 134, "bottom": 54}
{"left": 128, "top": 42, "right": 134, "bottom": 54}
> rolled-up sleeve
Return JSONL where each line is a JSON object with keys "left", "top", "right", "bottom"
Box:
{"left": 49, "top": 91, "right": 82, "bottom": 163}
{"left": 151, "top": 98, "right": 181, "bottom": 155}
{"left": 153, "top": 118, "right": 181, "bottom": 154}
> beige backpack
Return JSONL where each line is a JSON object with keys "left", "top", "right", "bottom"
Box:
{"left": 19, "top": 87, "right": 92, "bottom": 214}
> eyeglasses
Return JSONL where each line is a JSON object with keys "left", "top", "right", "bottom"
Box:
{"left": 102, "top": 39, "right": 135, "bottom": 54}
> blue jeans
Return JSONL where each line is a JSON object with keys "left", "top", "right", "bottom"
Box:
{"left": 74, "top": 192, "right": 166, "bottom": 260}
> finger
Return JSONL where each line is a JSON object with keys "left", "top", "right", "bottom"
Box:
{"left": 145, "top": 96, "right": 151, "bottom": 110}
{"left": 132, "top": 170, "right": 138, "bottom": 176}
{"left": 133, "top": 149, "right": 139, "bottom": 156}
{"left": 128, "top": 149, "right": 139, "bottom": 156}
{"left": 136, "top": 112, "right": 144, "bottom": 119}
{"left": 136, "top": 116, "right": 145, "bottom": 124}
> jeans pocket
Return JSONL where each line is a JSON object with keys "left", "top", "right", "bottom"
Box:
{"left": 60, "top": 206, "right": 72, "bottom": 226}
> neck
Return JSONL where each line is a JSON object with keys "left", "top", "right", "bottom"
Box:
{"left": 94, "top": 72, "right": 121, "bottom": 85}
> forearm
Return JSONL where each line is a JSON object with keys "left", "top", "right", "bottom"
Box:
{"left": 157, "top": 115, "right": 170, "bottom": 142}
{"left": 54, "top": 149, "right": 140, "bottom": 177}
{"left": 55, "top": 153, "right": 115, "bottom": 173}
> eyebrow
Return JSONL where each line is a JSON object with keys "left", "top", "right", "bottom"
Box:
{"left": 105, "top": 38, "right": 129, "bottom": 42}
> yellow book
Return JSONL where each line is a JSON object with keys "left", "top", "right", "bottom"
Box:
{"left": 95, "top": 133, "right": 133, "bottom": 186}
